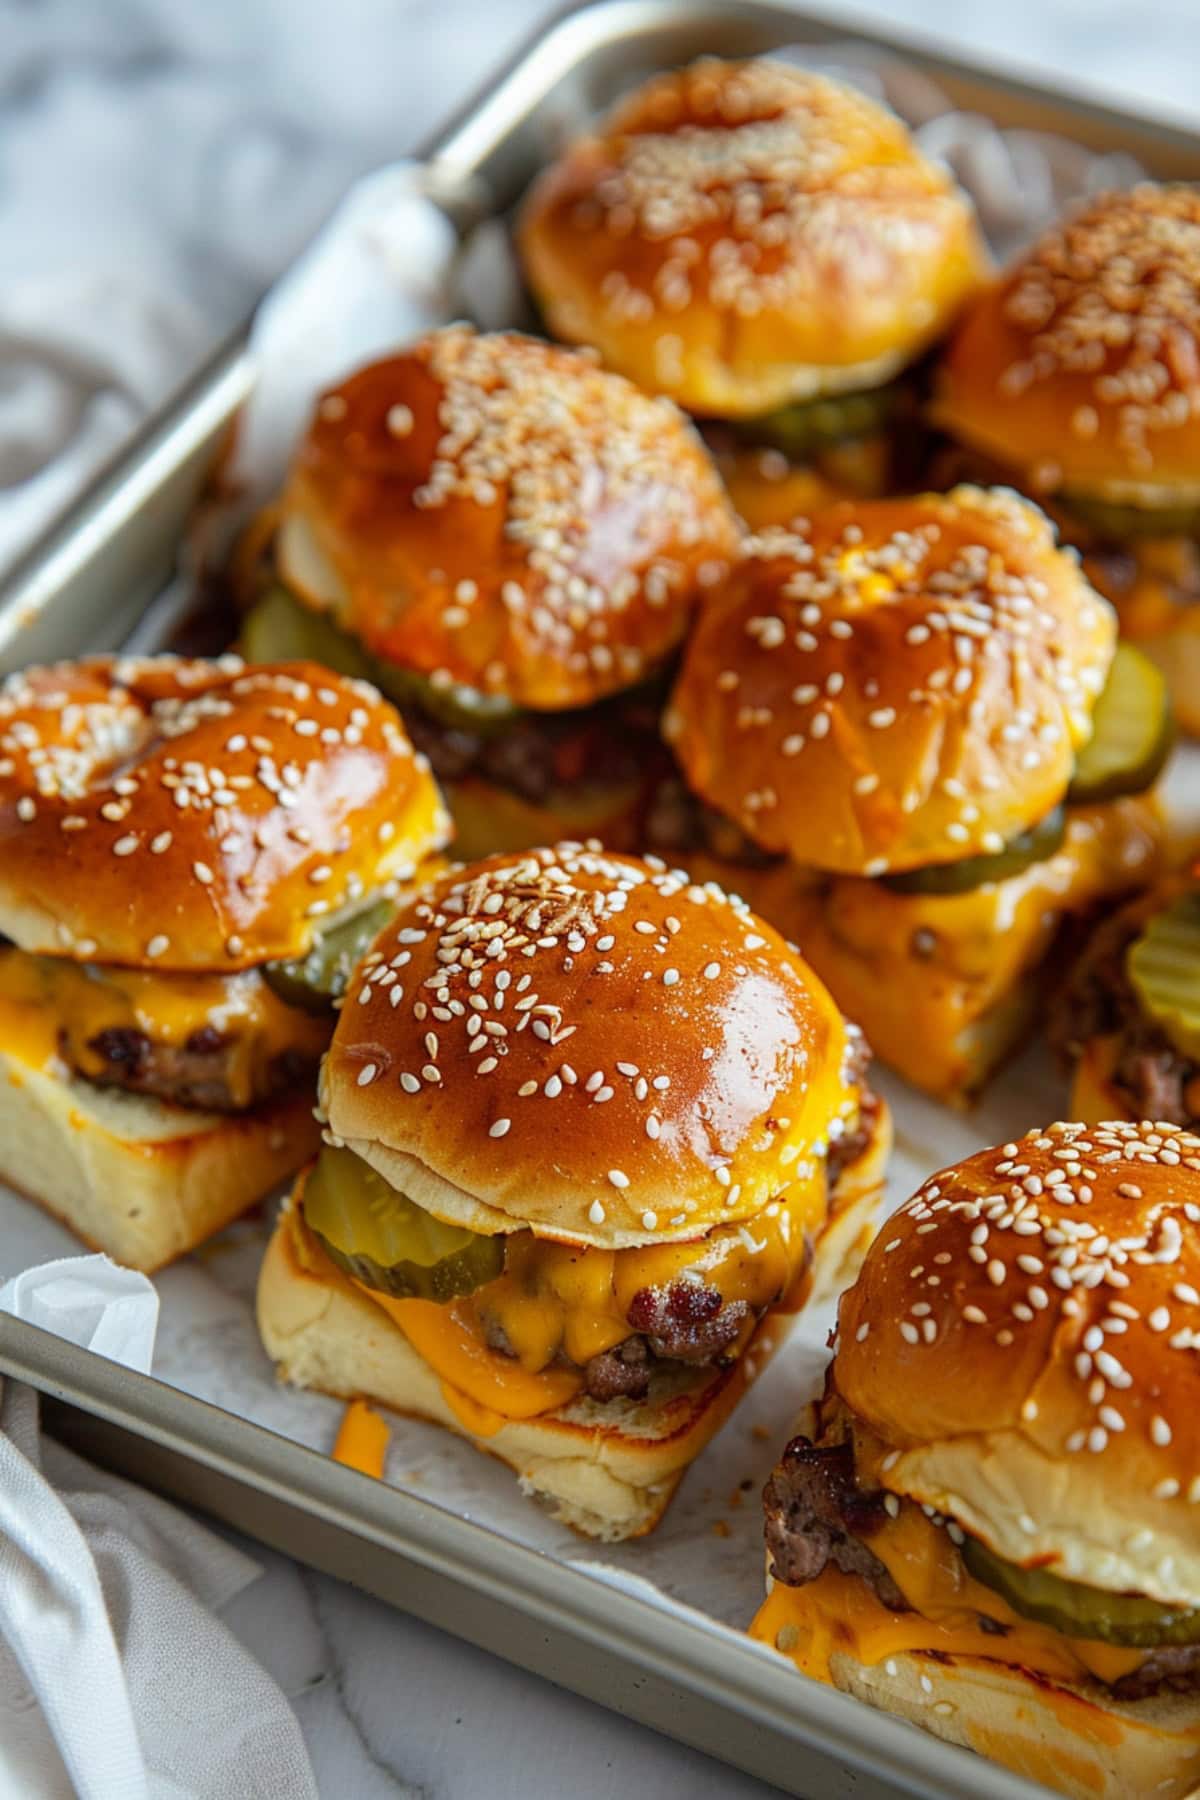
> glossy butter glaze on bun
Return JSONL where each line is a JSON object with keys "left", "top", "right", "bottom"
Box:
{"left": 0, "top": 655, "right": 449, "bottom": 970}
{"left": 518, "top": 58, "right": 985, "bottom": 418}
{"left": 836, "top": 1121, "right": 1200, "bottom": 1605}
{"left": 321, "top": 842, "right": 859, "bottom": 1248}
{"left": 276, "top": 327, "right": 740, "bottom": 711}
{"left": 665, "top": 486, "right": 1116, "bottom": 875}
{"left": 936, "top": 185, "right": 1200, "bottom": 507}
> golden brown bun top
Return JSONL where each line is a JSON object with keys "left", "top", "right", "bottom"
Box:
{"left": 935, "top": 186, "right": 1200, "bottom": 507}
{"left": 276, "top": 327, "right": 739, "bottom": 711}
{"left": 665, "top": 486, "right": 1115, "bottom": 876}
{"left": 0, "top": 656, "right": 450, "bottom": 970}
{"left": 517, "top": 58, "right": 986, "bottom": 418}
{"left": 322, "top": 842, "right": 861, "bottom": 1249}
{"left": 836, "top": 1121, "right": 1200, "bottom": 1604}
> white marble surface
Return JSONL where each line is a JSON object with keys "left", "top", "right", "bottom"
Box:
{"left": 3, "top": 2, "right": 1200, "bottom": 1797}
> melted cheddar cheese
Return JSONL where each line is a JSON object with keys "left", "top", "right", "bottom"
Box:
{"left": 790, "top": 793, "right": 1162, "bottom": 1100}
{"left": 288, "top": 1162, "right": 823, "bottom": 1422}
{"left": 332, "top": 1398, "right": 390, "bottom": 1477}
{"left": 1083, "top": 537, "right": 1200, "bottom": 642}
{"left": 751, "top": 1498, "right": 1149, "bottom": 1691}
{"left": 0, "top": 946, "right": 329, "bottom": 1108}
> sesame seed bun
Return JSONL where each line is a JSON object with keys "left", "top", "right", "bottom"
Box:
{"left": 0, "top": 656, "right": 450, "bottom": 971}
{"left": 664, "top": 486, "right": 1116, "bottom": 876}
{"left": 835, "top": 1121, "right": 1200, "bottom": 1607}
{"left": 275, "top": 327, "right": 739, "bottom": 712}
{"left": 320, "top": 843, "right": 862, "bottom": 1250}
{"left": 934, "top": 186, "right": 1200, "bottom": 508}
{"left": 517, "top": 58, "right": 985, "bottom": 420}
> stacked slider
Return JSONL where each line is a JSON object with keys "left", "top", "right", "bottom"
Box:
{"left": 661, "top": 485, "right": 1167, "bottom": 1101}
{"left": 518, "top": 56, "right": 986, "bottom": 518}
{"left": 753, "top": 1121, "right": 1200, "bottom": 1799}
{"left": 0, "top": 654, "right": 449, "bottom": 1270}
{"left": 258, "top": 842, "right": 890, "bottom": 1540}
{"left": 934, "top": 184, "right": 1200, "bottom": 731}
{"left": 239, "top": 325, "right": 740, "bottom": 859}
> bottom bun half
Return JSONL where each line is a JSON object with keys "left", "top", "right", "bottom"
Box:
{"left": 829, "top": 1643, "right": 1200, "bottom": 1800}
{"left": 257, "top": 1102, "right": 890, "bottom": 1542}
{"left": 0, "top": 1048, "right": 320, "bottom": 1272}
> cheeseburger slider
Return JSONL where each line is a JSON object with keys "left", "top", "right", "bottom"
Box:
{"left": 753, "top": 1120, "right": 1200, "bottom": 1800}
{"left": 1056, "top": 874, "right": 1200, "bottom": 1128}
{"left": 258, "top": 843, "right": 889, "bottom": 1541}
{"left": 934, "top": 185, "right": 1200, "bottom": 731}
{"left": 239, "top": 325, "right": 739, "bottom": 860}
{"left": 0, "top": 654, "right": 449, "bottom": 1271}
{"left": 661, "top": 485, "right": 1167, "bottom": 1102}
{"left": 518, "top": 57, "right": 985, "bottom": 501}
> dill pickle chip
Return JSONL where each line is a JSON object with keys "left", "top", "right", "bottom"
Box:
{"left": 239, "top": 585, "right": 378, "bottom": 680}
{"left": 1068, "top": 643, "right": 1172, "bottom": 804}
{"left": 264, "top": 898, "right": 396, "bottom": 1014}
{"left": 303, "top": 1144, "right": 503, "bottom": 1301}
{"left": 1063, "top": 492, "right": 1200, "bottom": 542}
{"left": 882, "top": 808, "right": 1066, "bottom": 897}
{"left": 963, "top": 1536, "right": 1200, "bottom": 1647}
{"left": 1127, "top": 889, "right": 1200, "bottom": 1063}
{"left": 240, "top": 585, "right": 520, "bottom": 735}
{"left": 744, "top": 382, "right": 904, "bottom": 459}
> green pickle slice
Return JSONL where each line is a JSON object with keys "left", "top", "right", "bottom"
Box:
{"left": 1067, "top": 643, "right": 1172, "bottom": 805}
{"left": 304, "top": 1143, "right": 504, "bottom": 1301}
{"left": 264, "top": 898, "right": 396, "bottom": 1014}
{"left": 240, "top": 585, "right": 520, "bottom": 736}
{"left": 240, "top": 585, "right": 377, "bottom": 681}
{"left": 1127, "top": 889, "right": 1200, "bottom": 1063}
{"left": 745, "top": 382, "right": 904, "bottom": 459}
{"left": 963, "top": 1536, "right": 1200, "bottom": 1647}
{"left": 882, "top": 808, "right": 1066, "bottom": 897}
{"left": 1063, "top": 492, "right": 1200, "bottom": 542}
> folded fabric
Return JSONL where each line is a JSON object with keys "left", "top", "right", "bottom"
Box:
{"left": 0, "top": 1258, "right": 317, "bottom": 1799}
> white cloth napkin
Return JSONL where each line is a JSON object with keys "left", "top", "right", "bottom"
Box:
{"left": 0, "top": 1258, "right": 317, "bottom": 1800}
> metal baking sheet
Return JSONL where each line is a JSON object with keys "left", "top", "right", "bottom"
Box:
{"left": 4, "top": 4, "right": 1200, "bottom": 1796}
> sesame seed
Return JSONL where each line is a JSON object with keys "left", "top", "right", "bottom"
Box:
{"left": 489, "top": 1119, "right": 511, "bottom": 1138}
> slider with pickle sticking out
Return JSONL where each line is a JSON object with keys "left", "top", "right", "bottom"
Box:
{"left": 257, "top": 842, "right": 890, "bottom": 1541}
{"left": 1055, "top": 873, "right": 1200, "bottom": 1128}
{"left": 0, "top": 654, "right": 450, "bottom": 1271}
{"left": 236, "top": 324, "right": 740, "bottom": 861}
{"left": 517, "top": 56, "right": 987, "bottom": 519}
{"left": 658, "top": 485, "right": 1168, "bottom": 1103}
{"left": 752, "top": 1120, "right": 1200, "bottom": 1800}
{"left": 934, "top": 184, "right": 1200, "bottom": 732}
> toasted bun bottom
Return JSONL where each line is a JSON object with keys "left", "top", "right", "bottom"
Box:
{"left": 0, "top": 1050, "right": 319, "bottom": 1272}
{"left": 257, "top": 1105, "right": 889, "bottom": 1541}
{"left": 827, "top": 1645, "right": 1200, "bottom": 1800}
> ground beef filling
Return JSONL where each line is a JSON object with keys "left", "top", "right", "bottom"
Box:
{"left": 1051, "top": 905, "right": 1199, "bottom": 1125}
{"left": 403, "top": 683, "right": 669, "bottom": 808}
{"left": 763, "top": 1438, "right": 909, "bottom": 1610}
{"left": 762, "top": 1436, "right": 1200, "bottom": 1697}
{"left": 77, "top": 1024, "right": 317, "bottom": 1113}
{"left": 580, "top": 1282, "right": 753, "bottom": 1403}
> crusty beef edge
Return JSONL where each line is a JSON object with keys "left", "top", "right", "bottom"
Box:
{"left": 762, "top": 1435, "right": 1200, "bottom": 1699}
{"left": 1052, "top": 900, "right": 1198, "bottom": 1126}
